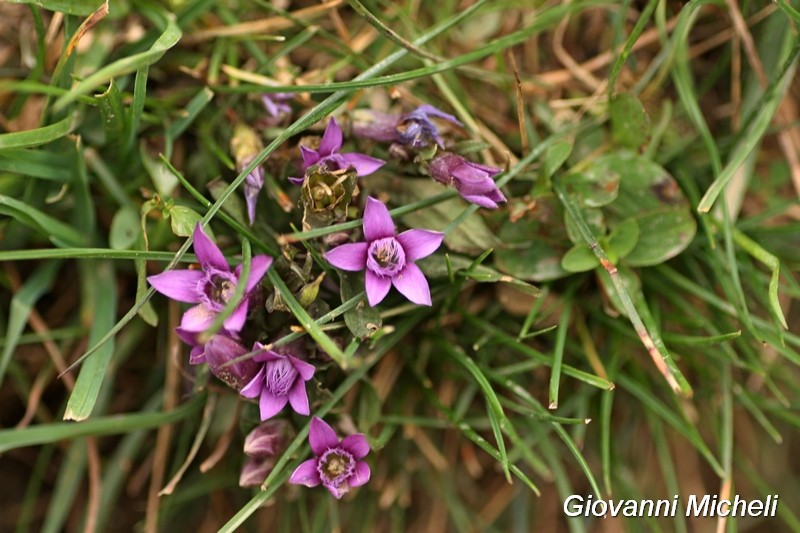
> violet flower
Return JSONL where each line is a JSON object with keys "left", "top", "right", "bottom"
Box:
{"left": 262, "top": 93, "right": 292, "bottom": 126}
{"left": 291, "top": 118, "right": 384, "bottom": 184}
{"left": 240, "top": 342, "right": 315, "bottom": 421}
{"left": 325, "top": 197, "right": 443, "bottom": 307}
{"left": 396, "top": 104, "right": 462, "bottom": 148}
{"left": 147, "top": 224, "right": 272, "bottom": 333}
{"left": 288, "top": 417, "right": 371, "bottom": 499}
{"left": 428, "top": 152, "right": 507, "bottom": 209}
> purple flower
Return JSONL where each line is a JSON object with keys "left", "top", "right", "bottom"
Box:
{"left": 396, "top": 104, "right": 461, "bottom": 148}
{"left": 324, "top": 197, "right": 443, "bottom": 307}
{"left": 288, "top": 417, "right": 371, "bottom": 499}
{"left": 147, "top": 224, "right": 272, "bottom": 333}
{"left": 428, "top": 152, "right": 506, "bottom": 209}
{"left": 291, "top": 118, "right": 385, "bottom": 184}
{"left": 262, "top": 93, "right": 292, "bottom": 126}
{"left": 240, "top": 342, "right": 315, "bottom": 421}
{"left": 349, "top": 109, "right": 401, "bottom": 143}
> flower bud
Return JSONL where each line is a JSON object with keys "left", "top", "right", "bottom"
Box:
{"left": 244, "top": 419, "right": 292, "bottom": 458}
{"left": 427, "top": 152, "right": 506, "bottom": 209}
{"left": 239, "top": 456, "right": 276, "bottom": 488}
{"left": 204, "top": 334, "right": 260, "bottom": 391}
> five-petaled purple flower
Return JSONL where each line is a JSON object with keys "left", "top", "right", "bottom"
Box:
{"left": 241, "top": 342, "right": 316, "bottom": 421}
{"left": 291, "top": 118, "right": 385, "bottom": 184}
{"left": 148, "top": 224, "right": 272, "bottom": 333}
{"left": 325, "top": 197, "right": 443, "bottom": 307}
{"left": 428, "top": 152, "right": 507, "bottom": 209}
{"left": 289, "top": 417, "right": 371, "bottom": 499}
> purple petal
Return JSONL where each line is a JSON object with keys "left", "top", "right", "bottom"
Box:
{"left": 341, "top": 434, "right": 370, "bottom": 459}
{"left": 318, "top": 118, "right": 343, "bottom": 156}
{"left": 396, "top": 229, "right": 444, "bottom": 261}
{"left": 179, "top": 304, "right": 217, "bottom": 332}
{"left": 309, "top": 417, "right": 339, "bottom": 456}
{"left": 252, "top": 348, "right": 281, "bottom": 363}
{"left": 189, "top": 345, "right": 206, "bottom": 364}
{"left": 365, "top": 270, "right": 392, "bottom": 306}
{"left": 244, "top": 168, "right": 264, "bottom": 226}
{"left": 147, "top": 270, "right": 203, "bottom": 303}
{"left": 175, "top": 327, "right": 200, "bottom": 347}
{"left": 416, "top": 104, "right": 463, "bottom": 126}
{"left": 362, "top": 197, "right": 395, "bottom": 241}
{"left": 290, "top": 356, "right": 316, "bottom": 381}
{"left": 242, "top": 255, "right": 273, "bottom": 293}
{"left": 391, "top": 263, "right": 431, "bottom": 306}
{"left": 193, "top": 224, "right": 229, "bottom": 272}
{"left": 325, "top": 242, "right": 368, "bottom": 271}
{"left": 326, "top": 483, "right": 347, "bottom": 499}
{"left": 340, "top": 153, "right": 385, "bottom": 176}
{"left": 349, "top": 461, "right": 371, "bottom": 488}
{"left": 300, "top": 145, "right": 320, "bottom": 169}
{"left": 289, "top": 458, "right": 321, "bottom": 487}
{"left": 462, "top": 194, "right": 500, "bottom": 209}
{"left": 223, "top": 300, "right": 249, "bottom": 332}
{"left": 287, "top": 379, "right": 310, "bottom": 415}
{"left": 288, "top": 175, "right": 305, "bottom": 186}
{"left": 259, "top": 389, "right": 289, "bottom": 420}
{"left": 240, "top": 367, "right": 265, "bottom": 398}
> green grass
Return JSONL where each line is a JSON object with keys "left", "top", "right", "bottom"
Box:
{"left": 1, "top": 1, "right": 799, "bottom": 532}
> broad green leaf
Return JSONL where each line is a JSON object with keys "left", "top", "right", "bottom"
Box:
{"left": 109, "top": 207, "right": 140, "bottom": 250}
{"left": 596, "top": 151, "right": 696, "bottom": 266}
{"left": 543, "top": 140, "right": 573, "bottom": 180}
{"left": 169, "top": 205, "right": 204, "bottom": 237}
{"left": 562, "top": 166, "right": 620, "bottom": 208}
{"left": 64, "top": 261, "right": 117, "bottom": 420}
{"left": 610, "top": 92, "right": 650, "bottom": 149}
{"left": 607, "top": 217, "right": 639, "bottom": 260}
{"left": 495, "top": 195, "right": 571, "bottom": 282}
{"left": 625, "top": 208, "right": 696, "bottom": 266}
{"left": 561, "top": 244, "right": 599, "bottom": 273}
{"left": 339, "top": 271, "right": 381, "bottom": 340}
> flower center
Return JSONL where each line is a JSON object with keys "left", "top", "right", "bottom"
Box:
{"left": 264, "top": 358, "right": 298, "bottom": 398}
{"left": 317, "top": 447, "right": 355, "bottom": 486}
{"left": 201, "top": 270, "right": 238, "bottom": 311}
{"left": 366, "top": 237, "right": 406, "bottom": 277}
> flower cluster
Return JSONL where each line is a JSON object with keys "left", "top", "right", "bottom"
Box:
{"left": 148, "top": 100, "right": 507, "bottom": 499}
